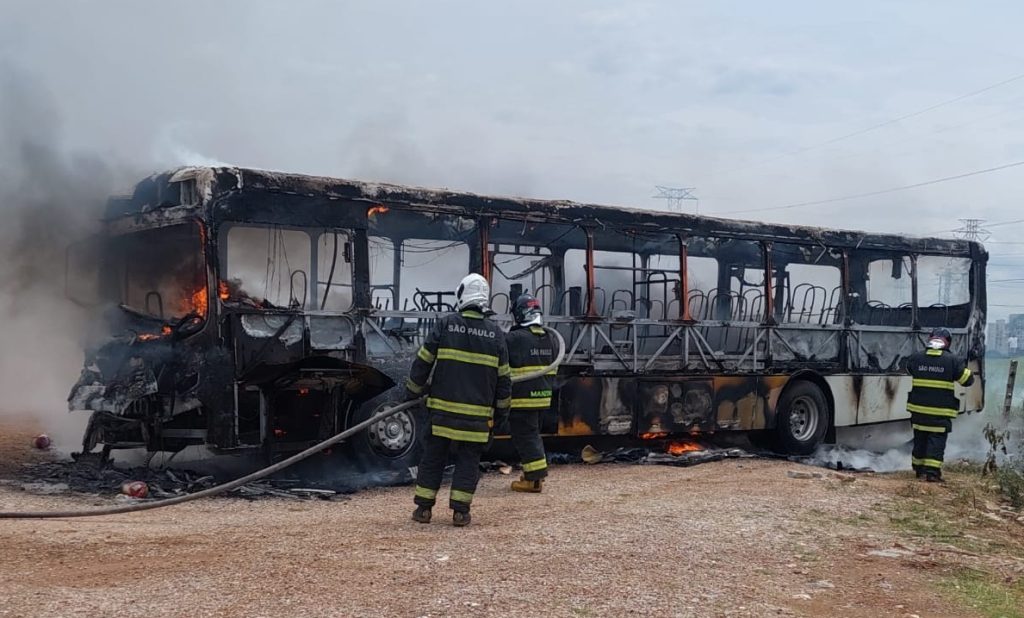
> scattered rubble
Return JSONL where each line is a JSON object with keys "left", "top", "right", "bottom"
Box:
{"left": 31, "top": 434, "right": 51, "bottom": 450}
{"left": 573, "top": 444, "right": 756, "bottom": 468}
{"left": 14, "top": 459, "right": 349, "bottom": 502}
{"left": 120, "top": 480, "right": 149, "bottom": 499}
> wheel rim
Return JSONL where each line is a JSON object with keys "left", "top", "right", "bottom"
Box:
{"left": 788, "top": 395, "right": 820, "bottom": 442}
{"left": 367, "top": 407, "right": 416, "bottom": 458}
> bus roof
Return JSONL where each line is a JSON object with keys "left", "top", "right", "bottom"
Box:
{"left": 108, "top": 166, "right": 983, "bottom": 256}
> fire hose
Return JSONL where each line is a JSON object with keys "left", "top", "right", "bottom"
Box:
{"left": 0, "top": 327, "right": 565, "bottom": 519}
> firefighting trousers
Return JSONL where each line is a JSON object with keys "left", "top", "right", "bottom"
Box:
{"left": 910, "top": 413, "right": 952, "bottom": 473}
{"left": 509, "top": 409, "right": 548, "bottom": 481}
{"left": 413, "top": 431, "right": 485, "bottom": 513}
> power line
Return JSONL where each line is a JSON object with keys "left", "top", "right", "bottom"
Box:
{"left": 986, "top": 217, "right": 1024, "bottom": 229}
{"left": 719, "top": 159, "right": 1024, "bottom": 215}
{"left": 704, "top": 70, "right": 1024, "bottom": 181}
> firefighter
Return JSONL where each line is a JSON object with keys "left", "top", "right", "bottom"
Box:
{"left": 405, "top": 273, "right": 511, "bottom": 527}
{"left": 905, "top": 327, "right": 975, "bottom": 482}
{"left": 505, "top": 293, "right": 556, "bottom": 493}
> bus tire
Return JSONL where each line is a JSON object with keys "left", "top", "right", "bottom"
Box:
{"left": 773, "top": 381, "right": 830, "bottom": 456}
{"left": 345, "top": 392, "right": 424, "bottom": 473}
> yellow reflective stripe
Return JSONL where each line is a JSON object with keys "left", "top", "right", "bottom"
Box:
{"left": 958, "top": 368, "right": 972, "bottom": 385}
{"left": 912, "top": 424, "right": 947, "bottom": 433}
{"left": 415, "top": 485, "right": 437, "bottom": 500}
{"left": 498, "top": 363, "right": 511, "bottom": 377}
{"left": 461, "top": 310, "right": 484, "bottom": 319}
{"left": 436, "top": 348, "right": 499, "bottom": 368}
{"left": 529, "top": 326, "right": 546, "bottom": 335}
{"left": 511, "top": 397, "right": 551, "bottom": 409}
{"left": 926, "top": 349, "right": 943, "bottom": 356}
{"left": 450, "top": 489, "right": 474, "bottom": 503}
{"left": 907, "top": 403, "right": 958, "bottom": 417}
{"left": 917, "top": 458, "right": 942, "bottom": 469}
{"left": 511, "top": 365, "right": 547, "bottom": 377}
{"left": 432, "top": 425, "right": 490, "bottom": 442}
{"left": 912, "top": 378, "right": 955, "bottom": 391}
{"left": 522, "top": 458, "right": 548, "bottom": 472}
{"left": 405, "top": 378, "right": 425, "bottom": 394}
{"left": 417, "top": 346, "right": 435, "bottom": 363}
{"left": 495, "top": 397, "right": 512, "bottom": 409}
{"left": 427, "top": 397, "right": 493, "bottom": 417}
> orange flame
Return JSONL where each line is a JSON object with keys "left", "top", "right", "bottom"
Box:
{"left": 191, "top": 285, "right": 208, "bottom": 317}
{"left": 640, "top": 432, "right": 668, "bottom": 440}
{"left": 667, "top": 441, "right": 703, "bottom": 455}
{"left": 557, "top": 417, "right": 593, "bottom": 436}
{"left": 137, "top": 323, "right": 175, "bottom": 342}
{"left": 218, "top": 281, "right": 230, "bottom": 301}
{"left": 367, "top": 205, "right": 389, "bottom": 217}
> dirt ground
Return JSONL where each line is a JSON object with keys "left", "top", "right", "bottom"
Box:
{"left": 1, "top": 418, "right": 1022, "bottom": 618}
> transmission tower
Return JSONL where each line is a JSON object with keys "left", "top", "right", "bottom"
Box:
{"left": 952, "top": 218, "right": 991, "bottom": 242}
{"left": 934, "top": 218, "right": 986, "bottom": 305}
{"left": 653, "top": 186, "right": 699, "bottom": 213}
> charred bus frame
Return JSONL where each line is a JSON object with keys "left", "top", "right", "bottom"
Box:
{"left": 68, "top": 167, "right": 986, "bottom": 464}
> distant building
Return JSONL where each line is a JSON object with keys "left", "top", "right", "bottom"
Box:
{"left": 1008, "top": 314, "right": 1024, "bottom": 355}
{"left": 989, "top": 319, "right": 1008, "bottom": 356}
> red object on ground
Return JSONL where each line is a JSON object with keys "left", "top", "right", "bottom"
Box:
{"left": 121, "top": 481, "right": 149, "bottom": 499}
{"left": 32, "top": 435, "right": 51, "bottom": 450}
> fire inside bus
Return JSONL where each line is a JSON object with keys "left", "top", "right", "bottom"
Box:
{"left": 65, "top": 167, "right": 986, "bottom": 469}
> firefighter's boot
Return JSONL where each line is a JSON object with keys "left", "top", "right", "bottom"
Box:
{"left": 412, "top": 506, "right": 432, "bottom": 524}
{"left": 452, "top": 510, "right": 471, "bottom": 527}
{"left": 511, "top": 476, "right": 543, "bottom": 493}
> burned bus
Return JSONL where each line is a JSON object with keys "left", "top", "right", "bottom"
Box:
{"left": 66, "top": 166, "right": 986, "bottom": 468}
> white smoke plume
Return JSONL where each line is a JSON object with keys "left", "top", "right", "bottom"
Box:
{"left": 0, "top": 65, "right": 139, "bottom": 450}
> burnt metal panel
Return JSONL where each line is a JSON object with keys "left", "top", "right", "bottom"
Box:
{"left": 555, "top": 376, "right": 634, "bottom": 436}
{"left": 637, "top": 379, "right": 715, "bottom": 434}
{"left": 110, "top": 167, "right": 983, "bottom": 257}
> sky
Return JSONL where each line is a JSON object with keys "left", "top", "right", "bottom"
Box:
{"left": 2, "top": 0, "right": 1024, "bottom": 319}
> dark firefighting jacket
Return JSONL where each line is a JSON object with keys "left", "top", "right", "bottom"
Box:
{"left": 506, "top": 325, "right": 556, "bottom": 411}
{"left": 405, "top": 309, "right": 512, "bottom": 443}
{"left": 905, "top": 348, "right": 975, "bottom": 418}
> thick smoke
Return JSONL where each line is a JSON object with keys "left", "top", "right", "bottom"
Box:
{"left": 0, "top": 65, "right": 138, "bottom": 449}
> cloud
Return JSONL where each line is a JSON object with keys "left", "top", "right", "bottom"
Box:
{"left": 710, "top": 65, "right": 801, "bottom": 97}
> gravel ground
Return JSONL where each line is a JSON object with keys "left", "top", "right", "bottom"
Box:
{"left": 0, "top": 419, "right": 1013, "bottom": 617}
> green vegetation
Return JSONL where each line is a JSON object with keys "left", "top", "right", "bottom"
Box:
{"left": 945, "top": 568, "right": 1024, "bottom": 618}
{"left": 980, "top": 357, "right": 1024, "bottom": 509}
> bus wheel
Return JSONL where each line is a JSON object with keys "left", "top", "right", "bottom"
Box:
{"left": 773, "top": 381, "right": 830, "bottom": 456}
{"left": 345, "top": 393, "right": 423, "bottom": 471}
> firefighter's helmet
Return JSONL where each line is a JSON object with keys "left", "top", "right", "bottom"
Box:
{"left": 927, "top": 327, "right": 952, "bottom": 350}
{"left": 512, "top": 293, "right": 543, "bottom": 327}
{"left": 456, "top": 273, "right": 490, "bottom": 311}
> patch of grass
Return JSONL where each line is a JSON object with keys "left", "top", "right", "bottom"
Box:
{"left": 995, "top": 467, "right": 1024, "bottom": 509}
{"left": 883, "top": 500, "right": 991, "bottom": 553}
{"left": 840, "top": 511, "right": 877, "bottom": 526}
{"left": 946, "top": 568, "right": 1024, "bottom": 618}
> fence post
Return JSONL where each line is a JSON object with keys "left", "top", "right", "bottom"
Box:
{"left": 1004, "top": 359, "right": 1018, "bottom": 421}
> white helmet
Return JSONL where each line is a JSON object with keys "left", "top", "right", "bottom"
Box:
{"left": 456, "top": 273, "right": 490, "bottom": 310}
